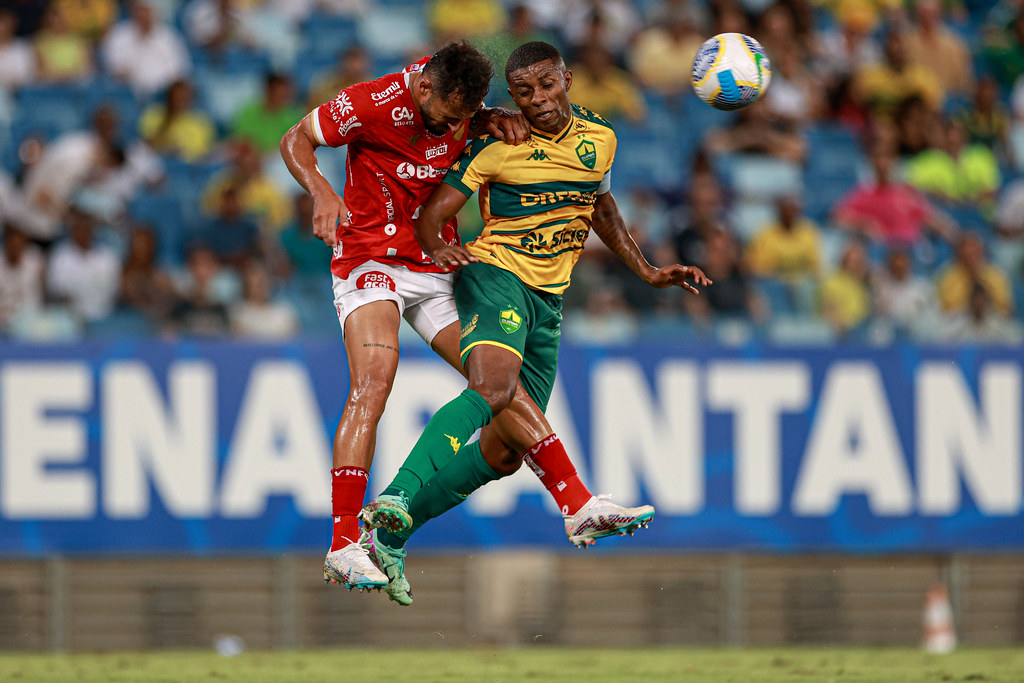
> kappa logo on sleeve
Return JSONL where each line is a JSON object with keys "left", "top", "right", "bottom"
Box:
{"left": 356, "top": 271, "right": 396, "bottom": 291}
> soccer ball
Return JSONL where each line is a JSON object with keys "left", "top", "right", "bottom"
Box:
{"left": 691, "top": 33, "right": 771, "bottom": 111}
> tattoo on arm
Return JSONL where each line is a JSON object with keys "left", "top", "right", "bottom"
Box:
{"left": 590, "top": 193, "right": 651, "bottom": 277}
{"left": 362, "top": 343, "right": 398, "bottom": 352}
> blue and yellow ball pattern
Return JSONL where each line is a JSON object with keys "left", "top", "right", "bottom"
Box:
{"left": 691, "top": 33, "right": 772, "bottom": 111}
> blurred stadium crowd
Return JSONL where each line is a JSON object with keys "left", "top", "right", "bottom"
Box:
{"left": 0, "top": 0, "right": 1023, "bottom": 345}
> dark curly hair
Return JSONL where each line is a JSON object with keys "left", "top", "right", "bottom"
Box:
{"left": 505, "top": 41, "right": 564, "bottom": 81}
{"left": 423, "top": 40, "right": 492, "bottom": 107}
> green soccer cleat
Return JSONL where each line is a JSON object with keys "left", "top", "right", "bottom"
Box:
{"left": 359, "top": 492, "right": 413, "bottom": 533}
{"left": 361, "top": 527, "right": 413, "bottom": 606}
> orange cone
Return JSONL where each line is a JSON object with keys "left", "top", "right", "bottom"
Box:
{"left": 922, "top": 582, "right": 957, "bottom": 654}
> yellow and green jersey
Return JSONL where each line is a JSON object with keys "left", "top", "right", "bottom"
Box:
{"left": 443, "top": 103, "right": 616, "bottom": 294}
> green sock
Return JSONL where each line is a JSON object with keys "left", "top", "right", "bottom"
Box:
{"left": 379, "top": 440, "right": 500, "bottom": 549}
{"left": 382, "top": 388, "right": 493, "bottom": 501}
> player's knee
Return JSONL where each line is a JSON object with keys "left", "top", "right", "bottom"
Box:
{"left": 492, "top": 452, "right": 524, "bottom": 477}
{"left": 346, "top": 374, "right": 393, "bottom": 418}
{"left": 471, "top": 380, "right": 516, "bottom": 416}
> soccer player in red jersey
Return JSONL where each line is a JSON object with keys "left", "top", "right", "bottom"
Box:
{"left": 281, "top": 42, "right": 654, "bottom": 599}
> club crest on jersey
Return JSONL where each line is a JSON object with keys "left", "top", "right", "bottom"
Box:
{"left": 575, "top": 138, "right": 596, "bottom": 170}
{"left": 329, "top": 92, "right": 354, "bottom": 122}
{"left": 499, "top": 308, "right": 522, "bottom": 334}
{"left": 356, "top": 271, "right": 396, "bottom": 291}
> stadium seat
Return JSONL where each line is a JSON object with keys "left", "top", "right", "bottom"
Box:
{"left": 127, "top": 192, "right": 187, "bottom": 267}
{"left": 357, "top": 7, "right": 427, "bottom": 58}
{"left": 755, "top": 278, "right": 796, "bottom": 315}
{"left": 301, "top": 13, "right": 359, "bottom": 63}
{"left": 729, "top": 154, "right": 803, "bottom": 201}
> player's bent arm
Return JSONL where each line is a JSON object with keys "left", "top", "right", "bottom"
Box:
{"left": 280, "top": 113, "right": 346, "bottom": 247}
{"left": 591, "top": 191, "right": 711, "bottom": 295}
{"left": 415, "top": 183, "right": 477, "bottom": 269}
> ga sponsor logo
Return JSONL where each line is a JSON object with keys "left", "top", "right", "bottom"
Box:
{"left": 396, "top": 162, "right": 447, "bottom": 180}
{"left": 372, "top": 82, "right": 401, "bottom": 102}
{"left": 356, "top": 271, "right": 396, "bottom": 291}
{"left": 425, "top": 143, "right": 448, "bottom": 160}
{"left": 392, "top": 106, "right": 415, "bottom": 122}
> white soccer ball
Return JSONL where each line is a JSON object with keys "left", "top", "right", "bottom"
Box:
{"left": 691, "top": 33, "right": 772, "bottom": 111}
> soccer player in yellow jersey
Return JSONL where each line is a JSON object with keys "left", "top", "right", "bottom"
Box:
{"left": 360, "top": 42, "right": 710, "bottom": 595}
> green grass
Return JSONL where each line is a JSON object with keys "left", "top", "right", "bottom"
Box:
{"left": 1, "top": 647, "right": 1023, "bottom": 682}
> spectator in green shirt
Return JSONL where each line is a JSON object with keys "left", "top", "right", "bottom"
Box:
{"left": 231, "top": 72, "right": 304, "bottom": 154}
{"left": 906, "top": 117, "right": 1001, "bottom": 209}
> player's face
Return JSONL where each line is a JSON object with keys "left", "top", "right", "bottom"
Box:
{"left": 507, "top": 59, "right": 572, "bottom": 134}
{"left": 419, "top": 91, "right": 478, "bottom": 136}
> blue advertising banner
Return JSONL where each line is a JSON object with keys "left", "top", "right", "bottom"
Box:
{"left": 0, "top": 341, "right": 1022, "bottom": 555}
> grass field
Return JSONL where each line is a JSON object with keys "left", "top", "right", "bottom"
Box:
{"left": 2, "top": 647, "right": 1024, "bottom": 682}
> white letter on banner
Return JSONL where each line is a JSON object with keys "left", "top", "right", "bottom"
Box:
{"left": 593, "top": 360, "right": 702, "bottom": 513}
{"left": 917, "top": 362, "right": 1022, "bottom": 515}
{"left": 373, "top": 362, "right": 466, "bottom": 494}
{"left": 707, "top": 362, "right": 810, "bottom": 515}
{"left": 468, "top": 376, "right": 587, "bottom": 516}
{"left": 793, "top": 362, "right": 912, "bottom": 515}
{"left": 220, "top": 361, "right": 332, "bottom": 517}
{"left": 1, "top": 363, "right": 95, "bottom": 518}
{"left": 102, "top": 361, "right": 216, "bottom": 518}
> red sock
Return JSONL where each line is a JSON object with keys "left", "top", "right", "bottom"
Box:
{"left": 330, "top": 466, "right": 368, "bottom": 551}
{"left": 522, "top": 434, "right": 591, "bottom": 516}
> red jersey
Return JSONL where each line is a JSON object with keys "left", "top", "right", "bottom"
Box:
{"left": 312, "top": 58, "right": 469, "bottom": 278}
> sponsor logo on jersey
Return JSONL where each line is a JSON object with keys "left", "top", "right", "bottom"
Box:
{"left": 396, "top": 162, "right": 447, "bottom": 180}
{"left": 337, "top": 115, "right": 361, "bottom": 136}
{"left": 574, "top": 119, "right": 587, "bottom": 131}
{"left": 356, "top": 271, "right": 396, "bottom": 291}
{"left": 575, "top": 137, "right": 597, "bottom": 170}
{"left": 499, "top": 308, "right": 522, "bottom": 334}
{"left": 527, "top": 149, "right": 550, "bottom": 161}
{"left": 424, "top": 143, "right": 448, "bottom": 160}
{"left": 519, "top": 189, "right": 596, "bottom": 208}
{"left": 329, "top": 92, "right": 354, "bottom": 122}
{"left": 372, "top": 82, "right": 401, "bottom": 102}
{"left": 460, "top": 313, "right": 479, "bottom": 339}
{"left": 520, "top": 225, "right": 589, "bottom": 253}
{"left": 405, "top": 133, "right": 421, "bottom": 147}
{"left": 392, "top": 106, "right": 415, "bottom": 122}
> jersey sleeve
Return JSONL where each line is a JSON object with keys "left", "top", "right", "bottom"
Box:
{"left": 442, "top": 136, "right": 510, "bottom": 197}
{"left": 311, "top": 84, "right": 369, "bottom": 148}
{"left": 598, "top": 130, "right": 617, "bottom": 194}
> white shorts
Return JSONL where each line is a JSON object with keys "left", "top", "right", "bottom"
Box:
{"left": 332, "top": 260, "right": 458, "bottom": 344}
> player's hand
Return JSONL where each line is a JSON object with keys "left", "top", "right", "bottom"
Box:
{"left": 485, "top": 110, "right": 530, "bottom": 145}
{"left": 430, "top": 244, "right": 478, "bottom": 272}
{"left": 311, "top": 191, "right": 347, "bottom": 247}
{"left": 644, "top": 264, "right": 712, "bottom": 295}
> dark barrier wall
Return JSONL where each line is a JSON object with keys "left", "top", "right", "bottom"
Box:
{"left": 0, "top": 341, "right": 1022, "bottom": 555}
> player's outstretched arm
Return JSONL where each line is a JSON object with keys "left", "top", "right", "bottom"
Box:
{"left": 280, "top": 113, "right": 347, "bottom": 247}
{"left": 415, "top": 183, "right": 478, "bottom": 272}
{"left": 591, "top": 191, "right": 712, "bottom": 295}
{"left": 469, "top": 107, "right": 531, "bottom": 144}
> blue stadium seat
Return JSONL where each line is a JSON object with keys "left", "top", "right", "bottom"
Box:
{"left": 301, "top": 14, "right": 359, "bottom": 63}
{"left": 15, "top": 85, "right": 86, "bottom": 132}
{"left": 729, "top": 154, "right": 802, "bottom": 201}
{"left": 358, "top": 7, "right": 427, "bottom": 58}
{"left": 755, "top": 278, "right": 796, "bottom": 315}
{"left": 86, "top": 309, "right": 155, "bottom": 339}
{"left": 127, "top": 192, "right": 187, "bottom": 267}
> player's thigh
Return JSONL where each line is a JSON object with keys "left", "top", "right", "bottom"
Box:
{"left": 517, "top": 291, "right": 563, "bottom": 413}
{"left": 401, "top": 271, "right": 461, "bottom": 353}
{"left": 333, "top": 267, "right": 405, "bottom": 394}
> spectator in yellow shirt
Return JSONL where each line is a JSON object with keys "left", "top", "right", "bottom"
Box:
{"left": 139, "top": 79, "right": 217, "bottom": 162}
{"left": 905, "top": 0, "right": 973, "bottom": 96}
{"left": 746, "top": 196, "right": 822, "bottom": 281}
{"left": 628, "top": 10, "right": 704, "bottom": 97}
{"left": 201, "top": 142, "right": 290, "bottom": 234}
{"left": 855, "top": 28, "right": 944, "bottom": 114}
{"left": 568, "top": 43, "right": 646, "bottom": 123}
{"left": 428, "top": 0, "right": 505, "bottom": 41}
{"left": 937, "top": 233, "right": 1013, "bottom": 314}
{"left": 820, "top": 242, "right": 872, "bottom": 334}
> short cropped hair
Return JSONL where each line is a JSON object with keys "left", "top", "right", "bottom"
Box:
{"left": 423, "top": 40, "right": 492, "bottom": 106}
{"left": 505, "top": 41, "right": 565, "bottom": 81}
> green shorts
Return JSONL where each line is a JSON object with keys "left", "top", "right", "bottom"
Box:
{"left": 455, "top": 261, "right": 562, "bottom": 412}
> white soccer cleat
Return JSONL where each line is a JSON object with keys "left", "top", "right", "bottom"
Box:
{"left": 564, "top": 495, "right": 655, "bottom": 548}
{"left": 323, "top": 542, "right": 389, "bottom": 590}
